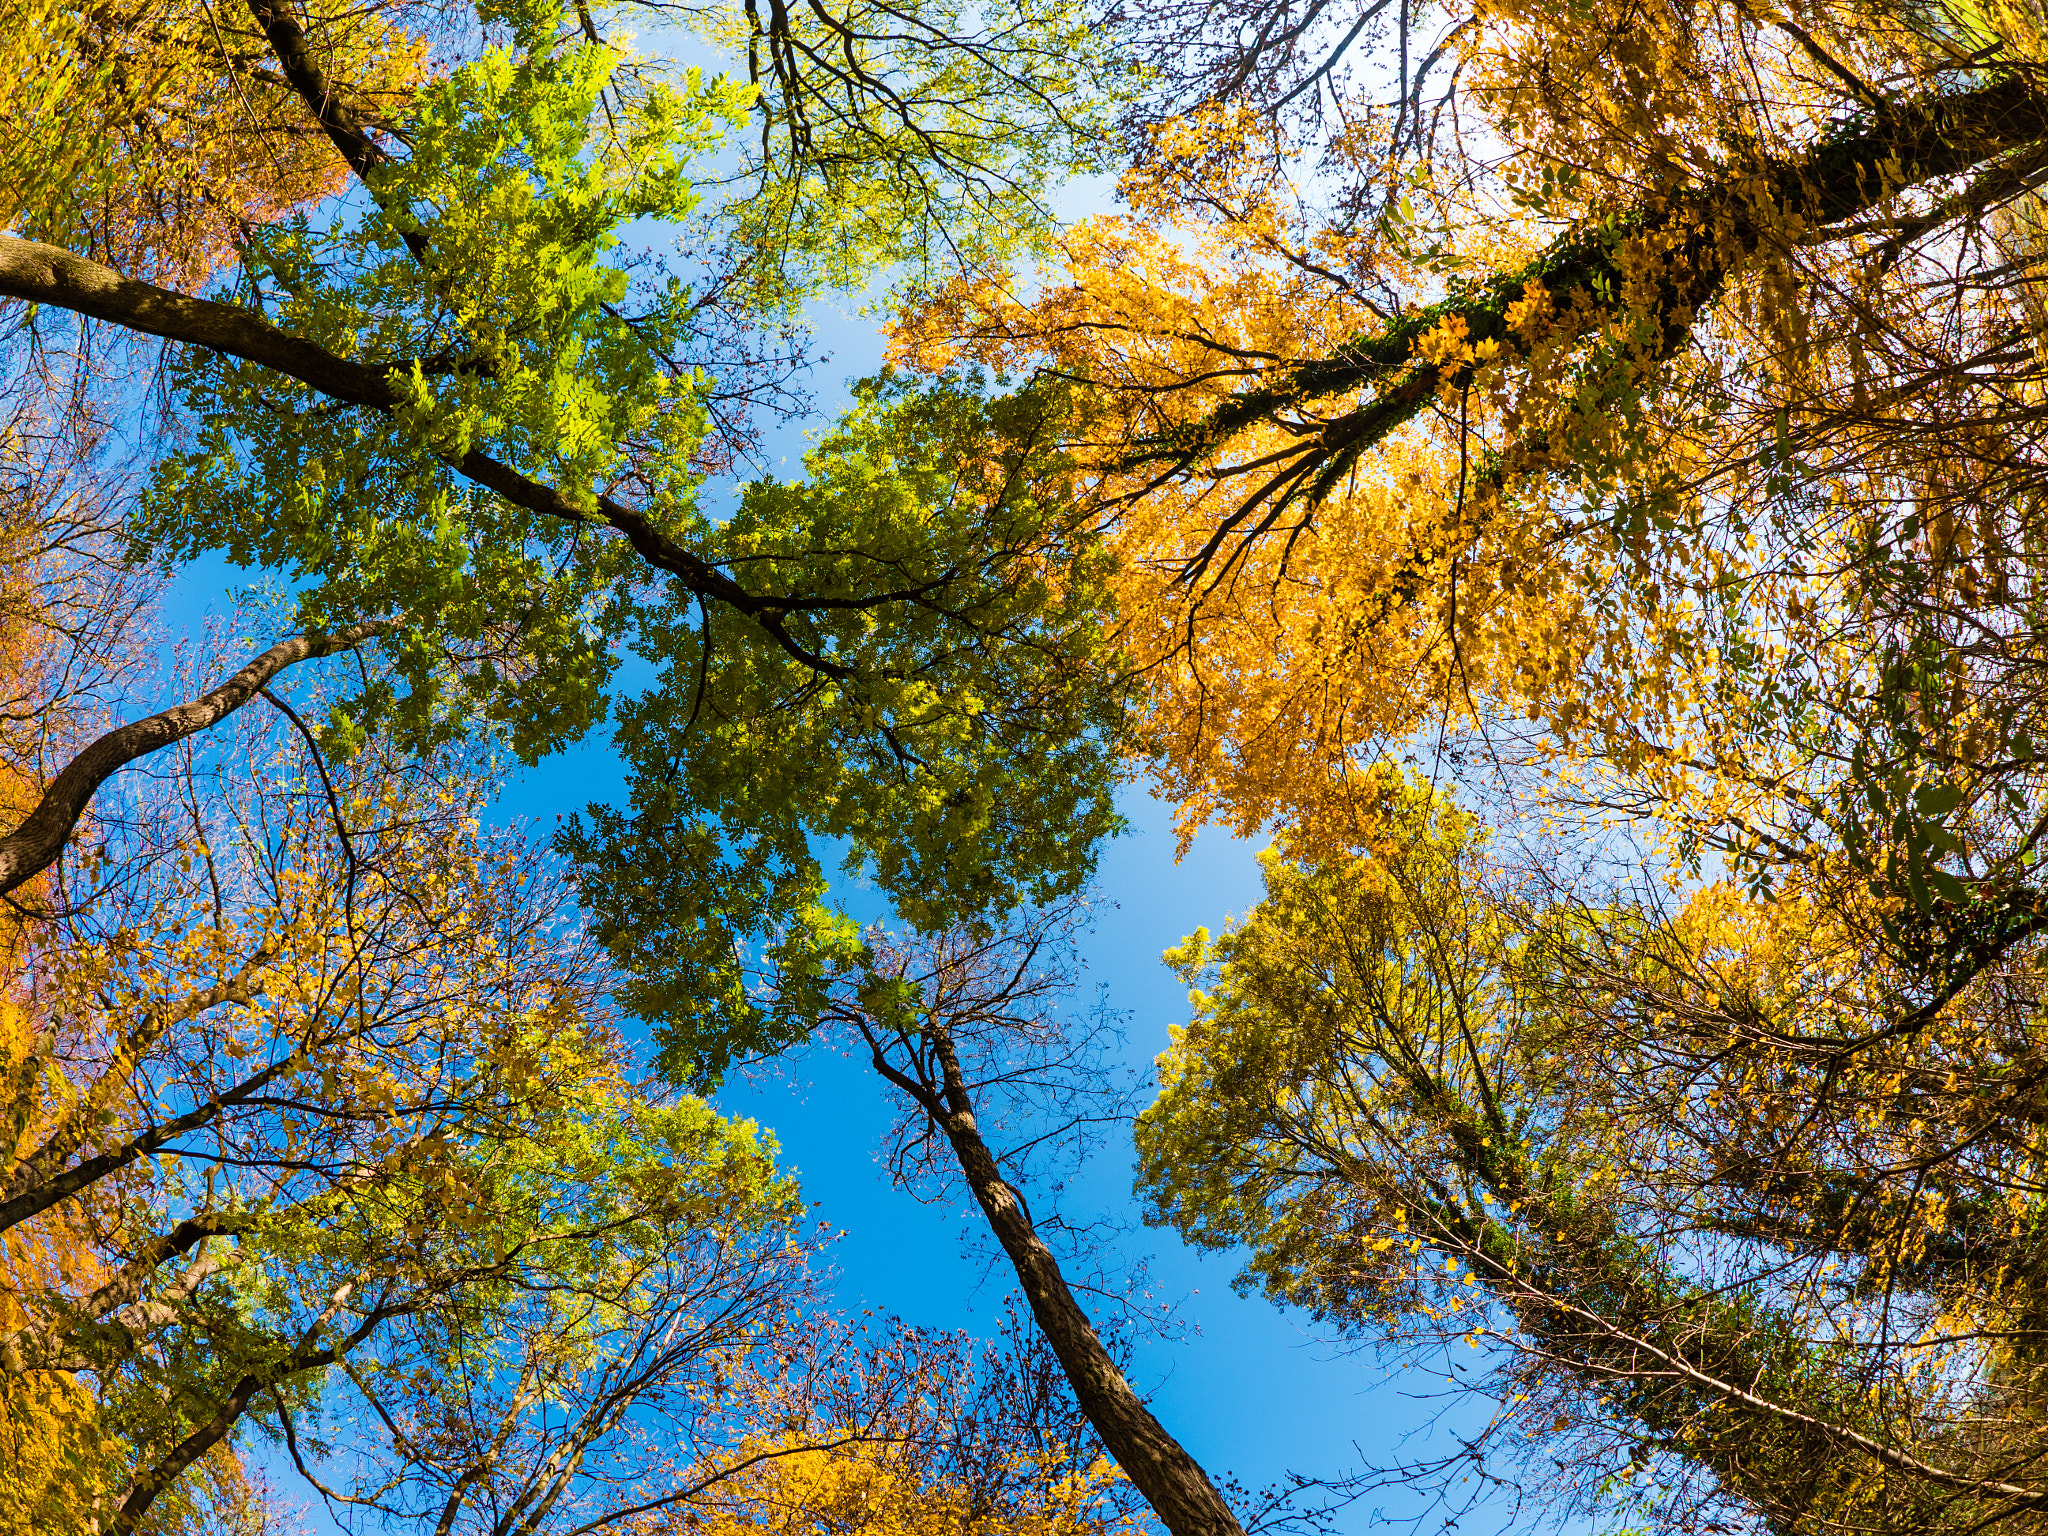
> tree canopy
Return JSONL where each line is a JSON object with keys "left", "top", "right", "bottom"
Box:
{"left": 892, "top": 0, "right": 2048, "bottom": 1526}
{"left": 17, "top": 0, "right": 2048, "bottom": 1530}
{"left": 0, "top": 0, "right": 1146, "bottom": 1524}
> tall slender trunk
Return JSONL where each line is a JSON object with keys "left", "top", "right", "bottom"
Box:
{"left": 885, "top": 1025, "right": 1247, "bottom": 1536}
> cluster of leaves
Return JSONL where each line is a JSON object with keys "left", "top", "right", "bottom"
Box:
{"left": 569, "top": 373, "right": 1125, "bottom": 1081}
{"left": 869, "top": 0, "right": 2048, "bottom": 1528}
{"left": 1134, "top": 776, "right": 2048, "bottom": 1532}
{"left": 0, "top": 0, "right": 1150, "bottom": 1524}
{"left": 0, "top": 0, "right": 426, "bottom": 289}
{"left": 62, "top": 0, "right": 2048, "bottom": 1524}
{"left": 114, "top": 0, "right": 1131, "bottom": 1038}
{"left": 0, "top": 636, "right": 807, "bottom": 1531}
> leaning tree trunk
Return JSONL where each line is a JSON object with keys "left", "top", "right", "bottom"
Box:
{"left": 902, "top": 1026, "right": 1247, "bottom": 1536}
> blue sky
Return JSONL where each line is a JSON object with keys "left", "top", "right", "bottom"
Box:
{"left": 157, "top": 551, "right": 1496, "bottom": 1527}
{"left": 148, "top": 164, "right": 1540, "bottom": 1536}
{"left": 482, "top": 736, "right": 1492, "bottom": 1529}
{"left": 458, "top": 252, "right": 1519, "bottom": 1505}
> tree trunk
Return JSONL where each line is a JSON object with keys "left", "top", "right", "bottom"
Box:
{"left": 917, "top": 1026, "right": 1247, "bottom": 1536}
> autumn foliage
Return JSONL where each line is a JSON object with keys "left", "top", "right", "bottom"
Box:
{"left": 18, "top": 0, "right": 2048, "bottom": 1529}
{"left": 0, "top": 0, "right": 427, "bottom": 289}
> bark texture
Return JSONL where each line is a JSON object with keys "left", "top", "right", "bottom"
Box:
{"left": 886, "top": 1026, "right": 1248, "bottom": 1536}
{"left": 0, "top": 622, "right": 384, "bottom": 896}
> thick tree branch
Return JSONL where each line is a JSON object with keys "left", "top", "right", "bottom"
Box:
{"left": 0, "top": 1212, "right": 256, "bottom": 1371}
{"left": 242, "top": 0, "right": 431, "bottom": 260}
{"left": 242, "top": 0, "right": 395, "bottom": 179}
{"left": 113, "top": 1285, "right": 384, "bottom": 1535}
{"left": 0, "top": 621, "right": 385, "bottom": 896}
{"left": 1148, "top": 70, "right": 2048, "bottom": 536}
{"left": 0, "top": 235, "right": 904, "bottom": 680}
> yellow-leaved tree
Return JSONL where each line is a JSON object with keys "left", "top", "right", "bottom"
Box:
{"left": 651, "top": 1313, "right": 1143, "bottom": 1536}
{"left": 0, "top": 0, "right": 427, "bottom": 288}
{"left": 1136, "top": 772, "right": 2048, "bottom": 1534}
{"left": 681, "top": 1442, "right": 1128, "bottom": 1536}
{"left": 0, "top": 1002, "right": 120, "bottom": 1535}
{"left": 0, "top": 404, "right": 126, "bottom": 1534}
{"left": 891, "top": 0, "right": 2048, "bottom": 1530}
{"left": 896, "top": 0, "right": 2048, "bottom": 911}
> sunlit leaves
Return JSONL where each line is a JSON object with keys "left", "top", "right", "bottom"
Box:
{"left": 568, "top": 373, "right": 1124, "bottom": 1083}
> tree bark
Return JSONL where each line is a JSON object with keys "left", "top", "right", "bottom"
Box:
{"left": 0, "top": 622, "right": 384, "bottom": 896}
{"left": 905, "top": 1025, "right": 1247, "bottom": 1536}
{"left": 0, "top": 234, "right": 884, "bottom": 678}
{"left": 112, "top": 1296, "right": 381, "bottom": 1536}
{"left": 243, "top": 0, "right": 396, "bottom": 179}
{"left": 1150, "top": 70, "right": 2048, "bottom": 518}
